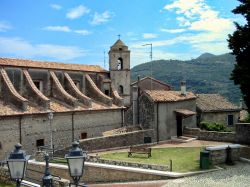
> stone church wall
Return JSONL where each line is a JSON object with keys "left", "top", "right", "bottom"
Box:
{"left": 0, "top": 109, "right": 122, "bottom": 160}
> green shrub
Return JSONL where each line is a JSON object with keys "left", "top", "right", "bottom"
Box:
{"left": 244, "top": 113, "right": 250, "bottom": 123}
{"left": 200, "top": 121, "right": 228, "bottom": 132}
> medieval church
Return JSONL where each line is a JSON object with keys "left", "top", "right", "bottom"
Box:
{"left": 0, "top": 39, "right": 131, "bottom": 159}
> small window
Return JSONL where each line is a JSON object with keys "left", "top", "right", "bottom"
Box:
{"left": 227, "top": 115, "right": 234, "bottom": 126}
{"left": 118, "top": 85, "right": 124, "bottom": 95}
{"left": 144, "top": 137, "right": 151, "bottom": 143}
{"left": 117, "top": 57, "right": 123, "bottom": 70}
{"left": 33, "top": 80, "right": 43, "bottom": 92}
{"left": 74, "top": 81, "right": 80, "bottom": 89}
{"left": 81, "top": 132, "right": 87, "bottom": 139}
{"left": 104, "top": 89, "right": 109, "bottom": 96}
{"left": 0, "top": 142, "right": 2, "bottom": 150}
{"left": 119, "top": 48, "right": 122, "bottom": 51}
{"left": 36, "top": 139, "right": 44, "bottom": 147}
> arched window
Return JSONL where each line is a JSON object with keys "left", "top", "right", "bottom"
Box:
{"left": 117, "top": 57, "right": 123, "bottom": 70}
{"left": 118, "top": 85, "right": 124, "bottom": 95}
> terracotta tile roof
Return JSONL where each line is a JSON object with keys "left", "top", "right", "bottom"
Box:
{"left": 196, "top": 94, "right": 240, "bottom": 112}
{"left": 0, "top": 98, "right": 122, "bottom": 116}
{"left": 131, "top": 76, "right": 171, "bottom": 89}
{"left": 0, "top": 58, "right": 107, "bottom": 73}
{"left": 144, "top": 90, "right": 196, "bottom": 102}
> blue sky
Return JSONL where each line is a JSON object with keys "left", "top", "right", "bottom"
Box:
{"left": 0, "top": 0, "right": 244, "bottom": 68}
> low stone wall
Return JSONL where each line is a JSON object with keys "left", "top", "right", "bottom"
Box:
{"left": 236, "top": 123, "right": 250, "bottom": 145}
{"left": 0, "top": 166, "right": 11, "bottom": 184}
{"left": 205, "top": 144, "right": 241, "bottom": 165}
{"left": 87, "top": 155, "right": 169, "bottom": 171}
{"left": 184, "top": 127, "right": 236, "bottom": 142}
{"left": 25, "top": 160, "right": 166, "bottom": 184}
{"left": 55, "top": 129, "right": 156, "bottom": 156}
{"left": 240, "top": 146, "right": 250, "bottom": 159}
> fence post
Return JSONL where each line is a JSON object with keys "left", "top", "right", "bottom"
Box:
{"left": 170, "top": 159, "right": 172, "bottom": 172}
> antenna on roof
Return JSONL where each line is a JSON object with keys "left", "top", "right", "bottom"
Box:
{"left": 118, "top": 34, "right": 121, "bottom": 40}
{"left": 103, "top": 50, "right": 106, "bottom": 69}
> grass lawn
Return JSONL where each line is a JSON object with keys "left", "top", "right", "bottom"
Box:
{"left": 100, "top": 147, "right": 203, "bottom": 172}
{"left": 0, "top": 182, "right": 13, "bottom": 187}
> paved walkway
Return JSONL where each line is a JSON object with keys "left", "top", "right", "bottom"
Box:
{"left": 88, "top": 162, "right": 250, "bottom": 187}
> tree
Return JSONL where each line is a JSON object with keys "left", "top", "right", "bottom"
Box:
{"left": 228, "top": 0, "right": 250, "bottom": 112}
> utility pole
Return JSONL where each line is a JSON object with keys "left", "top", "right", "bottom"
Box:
{"left": 142, "top": 43, "right": 153, "bottom": 90}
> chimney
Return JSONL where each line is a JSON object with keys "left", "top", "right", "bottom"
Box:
{"left": 181, "top": 81, "right": 186, "bottom": 96}
{"left": 132, "top": 86, "right": 138, "bottom": 125}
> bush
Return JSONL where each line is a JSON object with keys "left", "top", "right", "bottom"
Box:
{"left": 244, "top": 113, "right": 250, "bottom": 123}
{"left": 200, "top": 121, "right": 228, "bottom": 132}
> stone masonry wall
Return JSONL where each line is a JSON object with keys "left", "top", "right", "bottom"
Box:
{"left": 0, "top": 166, "right": 11, "bottom": 184}
{"left": 0, "top": 109, "right": 123, "bottom": 160}
{"left": 236, "top": 123, "right": 250, "bottom": 145}
{"left": 184, "top": 127, "right": 236, "bottom": 142}
{"left": 87, "top": 155, "right": 169, "bottom": 171}
{"left": 25, "top": 160, "right": 166, "bottom": 184}
{"left": 205, "top": 145, "right": 241, "bottom": 165}
{"left": 55, "top": 129, "right": 156, "bottom": 156}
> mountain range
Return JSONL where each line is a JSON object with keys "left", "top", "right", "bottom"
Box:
{"left": 131, "top": 53, "right": 241, "bottom": 104}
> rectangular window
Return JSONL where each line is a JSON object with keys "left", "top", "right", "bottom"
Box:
{"left": 36, "top": 139, "right": 44, "bottom": 147}
{"left": 81, "top": 132, "right": 87, "bottom": 139}
{"left": 33, "top": 80, "right": 43, "bottom": 92}
{"left": 104, "top": 89, "right": 109, "bottom": 96}
{"left": 0, "top": 142, "right": 2, "bottom": 150}
{"left": 74, "top": 81, "right": 80, "bottom": 89}
{"left": 227, "top": 115, "right": 234, "bottom": 126}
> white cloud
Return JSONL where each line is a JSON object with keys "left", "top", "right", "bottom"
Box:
{"left": 192, "top": 41, "right": 230, "bottom": 54}
{"left": 143, "top": 33, "right": 158, "bottom": 39}
{"left": 43, "top": 25, "right": 91, "bottom": 36}
{"left": 74, "top": 30, "right": 91, "bottom": 36}
{"left": 91, "top": 11, "right": 113, "bottom": 25}
{"left": 66, "top": 5, "right": 90, "bottom": 19}
{"left": 160, "top": 28, "right": 186, "bottom": 33}
{"left": 50, "top": 4, "right": 62, "bottom": 10}
{"left": 43, "top": 26, "right": 71, "bottom": 32}
{"left": 0, "top": 36, "right": 86, "bottom": 61}
{"left": 163, "top": 0, "right": 235, "bottom": 54}
{"left": 0, "top": 21, "right": 11, "bottom": 32}
{"left": 164, "top": 0, "right": 234, "bottom": 33}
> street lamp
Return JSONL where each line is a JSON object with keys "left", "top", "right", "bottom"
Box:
{"left": 7, "top": 143, "right": 30, "bottom": 187}
{"left": 142, "top": 43, "right": 153, "bottom": 90}
{"left": 42, "top": 153, "right": 53, "bottom": 187}
{"left": 65, "top": 141, "right": 87, "bottom": 186}
{"left": 48, "top": 112, "right": 54, "bottom": 150}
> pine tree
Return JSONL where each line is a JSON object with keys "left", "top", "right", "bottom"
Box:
{"left": 228, "top": 0, "right": 250, "bottom": 112}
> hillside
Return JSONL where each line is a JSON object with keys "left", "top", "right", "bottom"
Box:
{"left": 131, "top": 53, "right": 241, "bottom": 104}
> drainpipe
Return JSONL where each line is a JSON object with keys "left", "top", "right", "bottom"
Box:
{"left": 72, "top": 112, "right": 75, "bottom": 142}
{"left": 19, "top": 116, "right": 22, "bottom": 144}
{"left": 156, "top": 103, "right": 159, "bottom": 143}
{"left": 121, "top": 108, "right": 124, "bottom": 127}
{"left": 137, "top": 76, "right": 140, "bottom": 124}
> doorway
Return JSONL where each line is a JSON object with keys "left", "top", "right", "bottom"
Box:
{"left": 176, "top": 116, "right": 183, "bottom": 137}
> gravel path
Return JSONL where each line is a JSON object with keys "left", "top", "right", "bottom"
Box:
{"left": 164, "top": 162, "right": 250, "bottom": 187}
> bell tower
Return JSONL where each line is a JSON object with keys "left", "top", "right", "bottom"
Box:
{"left": 109, "top": 39, "right": 131, "bottom": 106}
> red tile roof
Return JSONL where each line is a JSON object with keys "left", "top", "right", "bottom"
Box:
{"left": 197, "top": 94, "right": 240, "bottom": 112}
{"left": 0, "top": 58, "right": 107, "bottom": 73}
{"left": 144, "top": 90, "right": 196, "bottom": 102}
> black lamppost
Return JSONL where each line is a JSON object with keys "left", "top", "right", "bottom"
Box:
{"left": 7, "top": 143, "right": 30, "bottom": 187}
{"left": 65, "top": 141, "right": 87, "bottom": 186}
{"left": 42, "top": 153, "right": 53, "bottom": 187}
